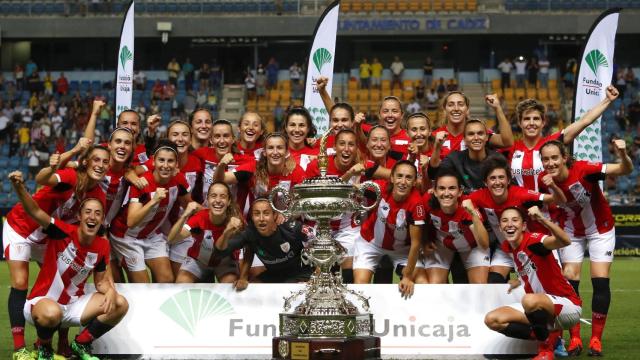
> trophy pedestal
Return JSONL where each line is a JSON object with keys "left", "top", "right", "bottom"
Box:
{"left": 272, "top": 335, "right": 381, "bottom": 360}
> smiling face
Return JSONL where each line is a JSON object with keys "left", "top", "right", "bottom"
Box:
{"left": 191, "top": 110, "right": 213, "bottom": 143}
{"left": 485, "top": 167, "right": 510, "bottom": 199}
{"left": 285, "top": 114, "right": 309, "bottom": 149}
{"left": 406, "top": 116, "right": 430, "bottom": 148}
{"left": 334, "top": 132, "right": 357, "bottom": 169}
{"left": 239, "top": 112, "right": 264, "bottom": 146}
{"left": 330, "top": 108, "right": 353, "bottom": 134}
{"left": 391, "top": 164, "right": 416, "bottom": 201}
{"left": 519, "top": 109, "right": 545, "bottom": 139}
{"left": 168, "top": 123, "right": 191, "bottom": 155}
{"left": 444, "top": 93, "right": 469, "bottom": 126}
{"left": 434, "top": 175, "right": 461, "bottom": 211}
{"left": 117, "top": 111, "right": 140, "bottom": 139}
{"left": 251, "top": 200, "right": 277, "bottom": 237}
{"left": 207, "top": 183, "right": 231, "bottom": 218}
{"left": 379, "top": 99, "right": 403, "bottom": 134}
{"left": 265, "top": 136, "right": 288, "bottom": 168}
{"left": 367, "top": 127, "right": 390, "bottom": 161}
{"left": 211, "top": 123, "right": 235, "bottom": 157}
{"left": 540, "top": 143, "right": 568, "bottom": 178}
{"left": 464, "top": 122, "right": 488, "bottom": 152}
{"left": 77, "top": 199, "right": 104, "bottom": 238}
{"left": 499, "top": 208, "right": 525, "bottom": 244}
{"left": 109, "top": 129, "right": 133, "bottom": 164}
{"left": 153, "top": 149, "right": 177, "bottom": 181}
{"left": 84, "top": 148, "right": 110, "bottom": 181}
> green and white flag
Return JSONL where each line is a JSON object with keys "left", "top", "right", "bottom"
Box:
{"left": 572, "top": 9, "right": 619, "bottom": 162}
{"left": 303, "top": 0, "right": 340, "bottom": 134}
{"left": 115, "top": 0, "right": 135, "bottom": 123}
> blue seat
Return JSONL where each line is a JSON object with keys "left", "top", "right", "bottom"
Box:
{"left": 31, "top": 3, "right": 45, "bottom": 14}
{"left": 156, "top": 3, "right": 168, "bottom": 12}
{"left": 70, "top": 81, "right": 79, "bottom": 92}
{"left": 166, "top": 2, "right": 178, "bottom": 13}
{"left": 245, "top": 2, "right": 259, "bottom": 12}
{"left": 0, "top": 3, "right": 11, "bottom": 14}
{"left": 189, "top": 3, "right": 202, "bottom": 12}
{"left": 91, "top": 81, "right": 102, "bottom": 92}
{"left": 177, "top": 3, "right": 190, "bottom": 12}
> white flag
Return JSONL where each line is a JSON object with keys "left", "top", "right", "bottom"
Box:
{"left": 572, "top": 9, "right": 619, "bottom": 162}
{"left": 115, "top": 1, "right": 135, "bottom": 123}
{"left": 303, "top": 0, "right": 340, "bottom": 135}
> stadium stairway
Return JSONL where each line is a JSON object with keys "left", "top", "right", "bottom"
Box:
{"left": 462, "top": 83, "right": 489, "bottom": 119}
{"left": 220, "top": 84, "right": 245, "bottom": 125}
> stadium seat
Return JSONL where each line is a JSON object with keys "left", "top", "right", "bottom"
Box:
{"left": 358, "top": 89, "right": 369, "bottom": 102}
{"left": 347, "top": 91, "right": 357, "bottom": 103}
{"left": 432, "top": 0, "right": 444, "bottom": 12}
{"left": 398, "top": 0, "right": 410, "bottom": 12}
{"left": 467, "top": 0, "right": 477, "bottom": 11}
{"left": 351, "top": 1, "right": 363, "bottom": 13}
{"left": 31, "top": 3, "right": 45, "bottom": 15}
{"left": 362, "top": 1, "right": 373, "bottom": 12}
{"left": 386, "top": 1, "right": 398, "bottom": 12}
{"left": 444, "top": 0, "right": 455, "bottom": 11}
{"left": 374, "top": 1, "right": 385, "bottom": 12}
{"left": 408, "top": 1, "right": 420, "bottom": 11}
{"left": 420, "top": 0, "right": 431, "bottom": 11}
{"left": 455, "top": 0, "right": 466, "bottom": 11}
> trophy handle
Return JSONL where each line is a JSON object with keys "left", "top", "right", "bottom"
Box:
{"left": 356, "top": 181, "right": 381, "bottom": 212}
{"left": 268, "top": 185, "right": 292, "bottom": 219}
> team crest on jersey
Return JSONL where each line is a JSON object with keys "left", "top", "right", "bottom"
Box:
{"left": 416, "top": 205, "right": 424, "bottom": 218}
{"left": 513, "top": 151, "right": 524, "bottom": 159}
{"left": 396, "top": 210, "right": 407, "bottom": 229}
{"left": 280, "top": 242, "right": 291, "bottom": 253}
{"left": 138, "top": 152, "right": 149, "bottom": 163}
{"left": 85, "top": 252, "right": 97, "bottom": 265}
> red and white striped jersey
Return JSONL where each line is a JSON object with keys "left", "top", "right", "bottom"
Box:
{"left": 288, "top": 144, "right": 319, "bottom": 171}
{"left": 192, "top": 147, "right": 252, "bottom": 205}
{"left": 502, "top": 232, "right": 581, "bottom": 306}
{"left": 362, "top": 123, "right": 411, "bottom": 155}
{"left": 423, "top": 194, "right": 482, "bottom": 252}
{"left": 6, "top": 168, "right": 105, "bottom": 242}
{"left": 100, "top": 167, "right": 128, "bottom": 226}
{"left": 431, "top": 126, "right": 495, "bottom": 159}
{"left": 184, "top": 209, "right": 226, "bottom": 266}
{"left": 361, "top": 183, "right": 426, "bottom": 251}
{"left": 29, "top": 218, "right": 110, "bottom": 305}
{"left": 468, "top": 186, "right": 545, "bottom": 243}
{"left": 506, "top": 131, "right": 563, "bottom": 192}
{"left": 131, "top": 143, "right": 148, "bottom": 167}
{"left": 109, "top": 171, "right": 189, "bottom": 239}
{"left": 539, "top": 161, "right": 612, "bottom": 236}
{"left": 236, "top": 141, "right": 264, "bottom": 162}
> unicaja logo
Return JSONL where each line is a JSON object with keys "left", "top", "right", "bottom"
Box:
{"left": 119, "top": 45, "right": 133, "bottom": 71}
{"left": 312, "top": 48, "right": 332, "bottom": 73}
{"left": 159, "top": 289, "right": 235, "bottom": 336}
{"left": 585, "top": 49, "right": 608, "bottom": 76}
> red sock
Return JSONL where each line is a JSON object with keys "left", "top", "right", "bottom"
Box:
{"left": 12, "top": 326, "right": 25, "bottom": 350}
{"left": 75, "top": 328, "right": 94, "bottom": 345}
{"left": 592, "top": 312, "right": 608, "bottom": 340}
{"left": 569, "top": 322, "right": 581, "bottom": 339}
{"left": 57, "top": 327, "right": 69, "bottom": 346}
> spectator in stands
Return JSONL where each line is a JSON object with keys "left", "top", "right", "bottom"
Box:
{"left": 615, "top": 68, "right": 627, "bottom": 99}
{"left": 406, "top": 99, "right": 421, "bottom": 114}
{"left": 514, "top": 56, "right": 527, "bottom": 88}
{"left": 25, "top": 59, "right": 37, "bottom": 79}
{"left": 14, "top": 63, "right": 24, "bottom": 91}
{"left": 423, "top": 56, "right": 434, "bottom": 88}
{"left": 629, "top": 96, "right": 640, "bottom": 133}
{"left": 290, "top": 62, "right": 303, "bottom": 100}
{"left": 196, "top": 90, "right": 207, "bottom": 108}
{"left": 244, "top": 71, "right": 256, "bottom": 100}
{"left": 0, "top": 73, "right": 4, "bottom": 91}
{"left": 133, "top": 70, "right": 146, "bottom": 90}
{"left": 497, "top": 57, "right": 513, "bottom": 90}
{"left": 426, "top": 88, "right": 438, "bottom": 110}
{"left": 199, "top": 62, "right": 210, "bottom": 92}
{"left": 149, "top": 99, "right": 160, "bottom": 115}
{"left": 625, "top": 67, "right": 637, "bottom": 92}
{"left": 21, "top": 107, "right": 33, "bottom": 124}
{"left": 527, "top": 57, "right": 539, "bottom": 87}
{"left": 43, "top": 72, "right": 53, "bottom": 96}
{"left": 27, "top": 71, "right": 42, "bottom": 94}
{"left": 183, "top": 91, "right": 196, "bottom": 115}
{"left": 152, "top": 80, "right": 163, "bottom": 100}
{"left": 18, "top": 123, "right": 30, "bottom": 156}
{"left": 167, "top": 57, "right": 181, "bottom": 87}
{"left": 415, "top": 81, "right": 425, "bottom": 100}
{"left": 563, "top": 58, "right": 577, "bottom": 94}
{"left": 256, "top": 64, "right": 267, "bottom": 98}
{"left": 436, "top": 78, "right": 446, "bottom": 98}
{"left": 9, "top": 132, "right": 19, "bottom": 157}
{"left": 182, "top": 58, "right": 194, "bottom": 91}
{"left": 210, "top": 58, "right": 222, "bottom": 91}
{"left": 359, "top": 58, "right": 371, "bottom": 89}
{"left": 615, "top": 102, "right": 628, "bottom": 130}
{"left": 538, "top": 57, "right": 550, "bottom": 88}
{"left": 446, "top": 79, "right": 458, "bottom": 92}
{"left": 0, "top": 111, "right": 9, "bottom": 145}
{"left": 163, "top": 82, "right": 176, "bottom": 101}
{"left": 56, "top": 72, "right": 69, "bottom": 96}
{"left": 28, "top": 93, "right": 39, "bottom": 110}
{"left": 546, "top": 104, "right": 559, "bottom": 135}
{"left": 99, "top": 103, "right": 112, "bottom": 135}
{"left": 266, "top": 57, "right": 279, "bottom": 90}
{"left": 390, "top": 56, "right": 404, "bottom": 90}
{"left": 371, "top": 57, "right": 383, "bottom": 89}
{"left": 27, "top": 144, "right": 41, "bottom": 180}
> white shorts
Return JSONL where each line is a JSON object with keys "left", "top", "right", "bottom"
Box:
{"left": 560, "top": 228, "right": 615, "bottom": 263}
{"left": 2, "top": 222, "right": 46, "bottom": 263}
{"left": 24, "top": 293, "right": 94, "bottom": 327}
{"left": 423, "top": 241, "right": 490, "bottom": 270}
{"left": 490, "top": 247, "right": 514, "bottom": 268}
{"left": 110, "top": 232, "right": 169, "bottom": 272}
{"left": 508, "top": 294, "right": 582, "bottom": 330}
{"left": 169, "top": 237, "right": 194, "bottom": 264}
{"left": 180, "top": 256, "right": 239, "bottom": 281}
{"left": 353, "top": 235, "right": 425, "bottom": 272}
{"left": 333, "top": 225, "right": 359, "bottom": 257}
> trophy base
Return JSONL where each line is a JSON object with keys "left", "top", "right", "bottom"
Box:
{"left": 272, "top": 335, "right": 381, "bottom": 360}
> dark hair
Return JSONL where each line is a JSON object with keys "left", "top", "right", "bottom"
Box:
{"left": 499, "top": 206, "right": 526, "bottom": 222}
{"left": 167, "top": 120, "right": 192, "bottom": 135}
{"left": 283, "top": 106, "right": 317, "bottom": 143}
{"left": 76, "top": 145, "right": 111, "bottom": 202}
{"left": 330, "top": 102, "right": 355, "bottom": 121}
{"left": 335, "top": 128, "right": 357, "bottom": 142}
{"left": 153, "top": 139, "right": 179, "bottom": 158}
{"left": 386, "top": 160, "right": 417, "bottom": 195}
{"left": 367, "top": 124, "right": 390, "bottom": 139}
{"left": 539, "top": 140, "right": 574, "bottom": 168}
{"left": 442, "top": 91, "right": 470, "bottom": 109}
{"left": 188, "top": 108, "right": 213, "bottom": 127}
{"left": 207, "top": 181, "right": 243, "bottom": 228}
{"left": 379, "top": 96, "right": 404, "bottom": 114}
{"left": 481, "top": 154, "right": 512, "bottom": 182}
{"left": 117, "top": 109, "right": 141, "bottom": 124}
{"left": 405, "top": 112, "right": 431, "bottom": 130}
{"left": 463, "top": 118, "right": 487, "bottom": 133}
{"left": 429, "top": 168, "right": 462, "bottom": 209}
{"left": 516, "top": 98, "right": 546, "bottom": 123}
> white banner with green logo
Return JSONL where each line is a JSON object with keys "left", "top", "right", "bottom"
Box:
{"left": 91, "top": 284, "right": 535, "bottom": 358}
{"left": 304, "top": 0, "right": 340, "bottom": 134}
{"left": 115, "top": 0, "right": 135, "bottom": 122}
{"left": 572, "top": 9, "right": 619, "bottom": 162}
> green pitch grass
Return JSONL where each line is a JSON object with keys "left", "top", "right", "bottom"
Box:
{"left": 1, "top": 259, "right": 639, "bottom": 359}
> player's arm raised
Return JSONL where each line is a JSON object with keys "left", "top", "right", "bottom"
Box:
{"left": 9, "top": 171, "right": 51, "bottom": 228}
{"left": 486, "top": 94, "right": 514, "bottom": 148}
{"left": 167, "top": 201, "right": 200, "bottom": 244}
{"left": 605, "top": 139, "right": 633, "bottom": 176}
{"left": 127, "top": 187, "right": 167, "bottom": 228}
{"left": 563, "top": 85, "right": 618, "bottom": 144}
{"left": 35, "top": 137, "right": 93, "bottom": 186}
{"left": 528, "top": 205, "right": 571, "bottom": 250}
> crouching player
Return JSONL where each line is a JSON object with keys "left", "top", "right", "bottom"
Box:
{"left": 484, "top": 206, "right": 581, "bottom": 360}
{"left": 9, "top": 171, "right": 128, "bottom": 360}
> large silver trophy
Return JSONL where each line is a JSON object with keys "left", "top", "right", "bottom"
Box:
{"left": 269, "top": 132, "right": 382, "bottom": 359}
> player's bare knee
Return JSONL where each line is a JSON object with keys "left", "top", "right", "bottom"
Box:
{"left": 562, "top": 266, "right": 580, "bottom": 281}
{"left": 115, "top": 294, "right": 129, "bottom": 315}
{"left": 34, "top": 305, "right": 62, "bottom": 327}
{"left": 484, "top": 312, "right": 501, "bottom": 330}
{"left": 521, "top": 294, "right": 543, "bottom": 311}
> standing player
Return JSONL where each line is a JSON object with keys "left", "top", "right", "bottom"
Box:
{"left": 484, "top": 206, "right": 580, "bottom": 360}
{"left": 189, "top": 108, "right": 214, "bottom": 151}
{"left": 405, "top": 112, "right": 434, "bottom": 191}
{"left": 507, "top": 85, "right": 619, "bottom": 192}
{"left": 538, "top": 139, "right": 632, "bottom": 356}
{"left": 9, "top": 171, "right": 129, "bottom": 360}
{"left": 283, "top": 107, "right": 319, "bottom": 170}
{"left": 236, "top": 111, "right": 266, "bottom": 161}
{"left": 362, "top": 96, "right": 411, "bottom": 155}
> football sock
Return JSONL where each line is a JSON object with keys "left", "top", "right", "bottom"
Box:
{"left": 341, "top": 268, "right": 353, "bottom": 284}
{"left": 567, "top": 279, "right": 581, "bottom": 339}
{"left": 591, "top": 277, "right": 610, "bottom": 340}
{"left": 526, "top": 309, "right": 550, "bottom": 341}
{"left": 75, "top": 318, "right": 114, "bottom": 344}
{"left": 8, "top": 287, "right": 27, "bottom": 350}
{"left": 499, "top": 322, "right": 533, "bottom": 340}
{"left": 488, "top": 271, "right": 508, "bottom": 283}
{"left": 34, "top": 323, "right": 57, "bottom": 344}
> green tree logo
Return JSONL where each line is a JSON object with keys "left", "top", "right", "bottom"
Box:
{"left": 585, "top": 49, "right": 608, "bottom": 77}
{"left": 159, "top": 289, "right": 235, "bottom": 336}
{"left": 119, "top": 46, "right": 133, "bottom": 71}
{"left": 312, "top": 48, "right": 332, "bottom": 73}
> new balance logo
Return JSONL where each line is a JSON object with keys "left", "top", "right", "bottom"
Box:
{"left": 605, "top": 251, "right": 612, "bottom": 256}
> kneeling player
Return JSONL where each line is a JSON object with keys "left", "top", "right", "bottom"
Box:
{"left": 484, "top": 206, "right": 581, "bottom": 360}
{"left": 9, "top": 171, "right": 128, "bottom": 360}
